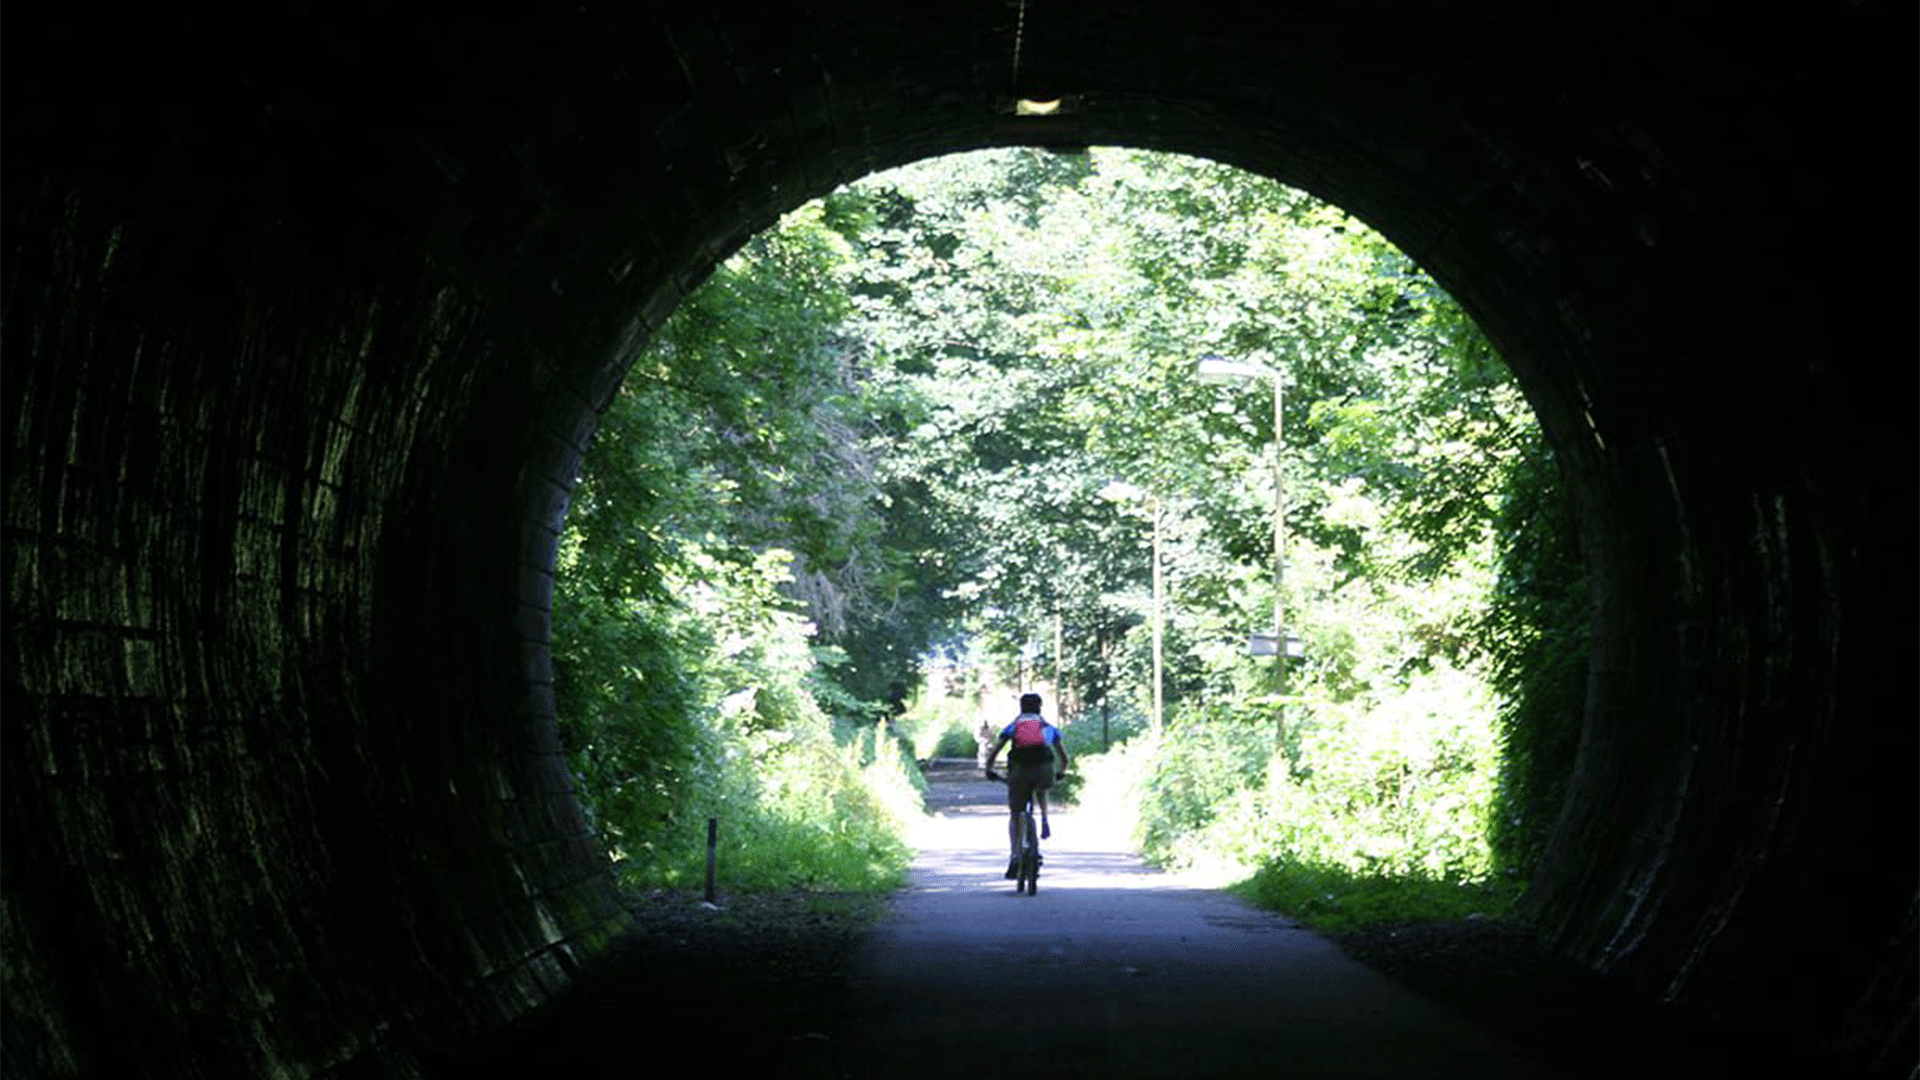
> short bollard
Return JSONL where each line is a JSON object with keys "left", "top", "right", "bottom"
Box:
{"left": 704, "top": 817, "right": 718, "bottom": 903}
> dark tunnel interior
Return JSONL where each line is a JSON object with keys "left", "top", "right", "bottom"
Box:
{"left": 3, "top": 3, "right": 1914, "bottom": 1076}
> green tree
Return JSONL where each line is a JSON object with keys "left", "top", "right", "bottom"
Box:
{"left": 832, "top": 146, "right": 1575, "bottom": 913}
{"left": 554, "top": 143, "right": 1588, "bottom": 914}
{"left": 553, "top": 201, "right": 924, "bottom": 892}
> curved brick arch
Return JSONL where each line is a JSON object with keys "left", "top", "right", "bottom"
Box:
{"left": 3, "top": 4, "right": 1911, "bottom": 1076}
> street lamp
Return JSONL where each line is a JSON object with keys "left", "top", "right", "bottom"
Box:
{"left": 1196, "top": 354, "right": 1299, "bottom": 741}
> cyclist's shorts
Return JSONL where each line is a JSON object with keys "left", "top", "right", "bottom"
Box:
{"left": 1006, "top": 759, "right": 1055, "bottom": 812}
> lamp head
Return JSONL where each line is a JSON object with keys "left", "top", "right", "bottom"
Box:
{"left": 1195, "top": 355, "right": 1273, "bottom": 383}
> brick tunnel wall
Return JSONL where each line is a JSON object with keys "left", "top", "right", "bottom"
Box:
{"left": 1, "top": 86, "right": 640, "bottom": 1077}
{"left": 3, "top": 3, "right": 1913, "bottom": 1076}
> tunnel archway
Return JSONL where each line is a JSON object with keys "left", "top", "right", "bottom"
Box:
{"left": 4, "top": 4, "right": 1912, "bottom": 1076}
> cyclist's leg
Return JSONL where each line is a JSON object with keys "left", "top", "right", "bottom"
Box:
{"left": 1035, "top": 786, "right": 1051, "bottom": 838}
{"left": 1011, "top": 766, "right": 1042, "bottom": 821}
{"left": 1006, "top": 771, "right": 1034, "bottom": 875}
{"left": 1005, "top": 812, "right": 1021, "bottom": 878}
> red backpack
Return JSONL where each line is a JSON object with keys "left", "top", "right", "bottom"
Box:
{"left": 1010, "top": 717, "right": 1050, "bottom": 763}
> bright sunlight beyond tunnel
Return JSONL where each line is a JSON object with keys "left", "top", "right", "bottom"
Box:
{"left": 6, "top": 4, "right": 1909, "bottom": 1077}
{"left": 557, "top": 147, "right": 1561, "bottom": 927}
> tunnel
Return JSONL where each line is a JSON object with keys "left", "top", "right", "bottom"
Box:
{"left": 3, "top": 3, "right": 1913, "bottom": 1076}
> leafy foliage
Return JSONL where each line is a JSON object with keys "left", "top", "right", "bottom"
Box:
{"left": 1474, "top": 429, "right": 1589, "bottom": 879}
{"left": 554, "top": 206, "right": 922, "bottom": 895}
{"left": 552, "top": 145, "right": 1590, "bottom": 916}
{"left": 822, "top": 147, "right": 1584, "bottom": 920}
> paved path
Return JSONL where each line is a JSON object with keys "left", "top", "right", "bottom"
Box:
{"left": 836, "top": 759, "right": 1566, "bottom": 1079}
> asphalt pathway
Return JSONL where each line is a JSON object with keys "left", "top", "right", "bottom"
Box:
{"left": 836, "top": 758, "right": 1566, "bottom": 1079}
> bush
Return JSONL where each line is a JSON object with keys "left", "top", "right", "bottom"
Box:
{"left": 931, "top": 724, "right": 981, "bottom": 759}
{"left": 1076, "top": 658, "right": 1512, "bottom": 927}
{"left": 604, "top": 715, "right": 916, "bottom": 896}
{"left": 892, "top": 687, "right": 985, "bottom": 762}
{"left": 1134, "top": 706, "right": 1271, "bottom": 861}
{"left": 562, "top": 549, "right": 920, "bottom": 898}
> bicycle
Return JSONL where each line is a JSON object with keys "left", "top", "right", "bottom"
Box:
{"left": 985, "top": 770, "right": 1042, "bottom": 895}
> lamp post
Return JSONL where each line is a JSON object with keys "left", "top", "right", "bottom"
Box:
{"left": 1196, "top": 354, "right": 1295, "bottom": 744}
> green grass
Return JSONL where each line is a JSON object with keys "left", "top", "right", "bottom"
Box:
{"left": 1230, "top": 859, "right": 1521, "bottom": 933}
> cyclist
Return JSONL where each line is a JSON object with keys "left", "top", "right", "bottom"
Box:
{"left": 983, "top": 692, "right": 1070, "bottom": 879}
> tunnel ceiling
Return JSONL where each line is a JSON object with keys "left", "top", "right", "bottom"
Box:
{"left": 4, "top": 3, "right": 1913, "bottom": 1077}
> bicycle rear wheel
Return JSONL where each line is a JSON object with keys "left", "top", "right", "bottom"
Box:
{"left": 1018, "top": 813, "right": 1039, "bottom": 895}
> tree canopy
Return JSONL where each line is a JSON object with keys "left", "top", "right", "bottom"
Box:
{"left": 551, "top": 146, "right": 1587, "bottom": 898}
